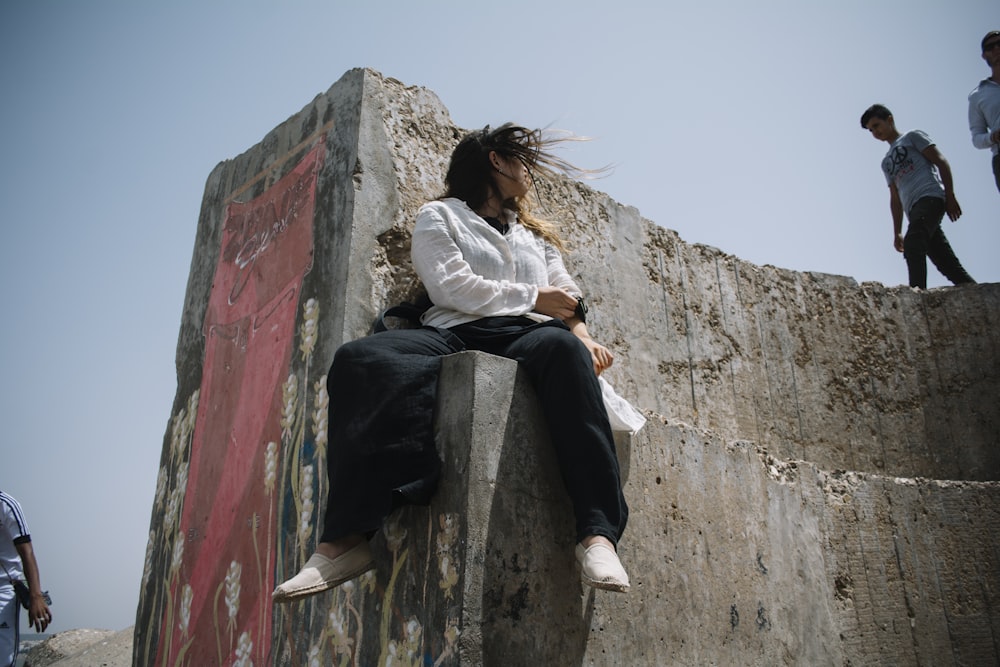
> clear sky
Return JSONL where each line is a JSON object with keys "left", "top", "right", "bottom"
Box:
{"left": 0, "top": 1, "right": 996, "bottom": 633}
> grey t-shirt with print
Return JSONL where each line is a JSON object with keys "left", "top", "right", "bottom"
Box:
{"left": 880, "top": 130, "right": 944, "bottom": 216}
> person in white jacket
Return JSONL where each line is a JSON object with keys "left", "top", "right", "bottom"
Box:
{"left": 969, "top": 30, "right": 1000, "bottom": 195}
{"left": 274, "top": 124, "right": 631, "bottom": 603}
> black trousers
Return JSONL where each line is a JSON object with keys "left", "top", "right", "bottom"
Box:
{"left": 320, "top": 317, "right": 628, "bottom": 546}
{"left": 903, "top": 197, "right": 975, "bottom": 289}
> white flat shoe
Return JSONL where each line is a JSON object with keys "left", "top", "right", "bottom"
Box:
{"left": 575, "top": 542, "right": 630, "bottom": 593}
{"left": 272, "top": 541, "right": 374, "bottom": 603}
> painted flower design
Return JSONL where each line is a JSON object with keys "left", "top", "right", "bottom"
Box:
{"left": 170, "top": 410, "right": 187, "bottom": 456}
{"left": 281, "top": 374, "right": 298, "bottom": 440}
{"left": 444, "top": 618, "right": 460, "bottom": 650}
{"left": 299, "top": 298, "right": 319, "bottom": 359}
{"left": 168, "top": 388, "right": 198, "bottom": 458}
{"left": 185, "top": 389, "right": 200, "bottom": 434}
{"left": 164, "top": 463, "right": 189, "bottom": 534}
{"left": 170, "top": 535, "right": 184, "bottom": 574}
{"left": 327, "top": 604, "right": 354, "bottom": 656}
{"left": 154, "top": 466, "right": 168, "bottom": 508}
{"left": 164, "top": 493, "right": 180, "bottom": 534}
{"left": 439, "top": 554, "right": 459, "bottom": 598}
{"left": 179, "top": 584, "right": 193, "bottom": 635}
{"left": 403, "top": 616, "right": 423, "bottom": 656}
{"left": 141, "top": 530, "right": 155, "bottom": 587}
{"left": 233, "top": 630, "right": 253, "bottom": 667}
{"left": 175, "top": 463, "right": 189, "bottom": 498}
{"left": 436, "top": 514, "right": 460, "bottom": 598}
{"left": 307, "top": 644, "right": 322, "bottom": 667}
{"left": 311, "top": 375, "right": 329, "bottom": 451}
{"left": 358, "top": 568, "right": 377, "bottom": 595}
{"left": 225, "top": 560, "right": 242, "bottom": 627}
{"left": 264, "top": 441, "right": 278, "bottom": 493}
{"left": 384, "top": 514, "right": 407, "bottom": 554}
{"left": 384, "top": 640, "right": 401, "bottom": 667}
{"left": 298, "top": 465, "right": 314, "bottom": 544}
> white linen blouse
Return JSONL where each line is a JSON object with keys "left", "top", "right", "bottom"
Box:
{"left": 411, "top": 198, "right": 581, "bottom": 329}
{"left": 410, "top": 197, "right": 647, "bottom": 435}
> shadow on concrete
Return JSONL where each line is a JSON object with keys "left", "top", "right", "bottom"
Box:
{"left": 477, "top": 359, "right": 618, "bottom": 666}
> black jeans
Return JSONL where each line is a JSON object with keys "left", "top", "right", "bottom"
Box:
{"left": 321, "top": 317, "right": 628, "bottom": 546}
{"left": 903, "top": 197, "right": 975, "bottom": 289}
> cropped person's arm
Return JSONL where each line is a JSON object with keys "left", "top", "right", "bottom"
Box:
{"left": 922, "top": 145, "right": 962, "bottom": 221}
{"left": 15, "top": 540, "right": 51, "bottom": 632}
{"left": 969, "top": 97, "right": 996, "bottom": 150}
{"left": 565, "top": 317, "right": 613, "bottom": 375}
{"left": 889, "top": 183, "right": 905, "bottom": 253}
{"left": 543, "top": 241, "right": 613, "bottom": 373}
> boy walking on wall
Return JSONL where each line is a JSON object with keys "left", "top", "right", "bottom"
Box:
{"left": 861, "top": 104, "right": 976, "bottom": 289}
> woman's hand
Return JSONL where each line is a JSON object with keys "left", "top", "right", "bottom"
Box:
{"left": 538, "top": 288, "right": 613, "bottom": 374}
{"left": 581, "top": 336, "right": 614, "bottom": 375}
{"left": 570, "top": 322, "right": 614, "bottom": 375}
{"left": 534, "top": 286, "right": 578, "bottom": 320}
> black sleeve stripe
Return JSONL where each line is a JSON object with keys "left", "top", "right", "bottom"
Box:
{"left": 0, "top": 492, "right": 30, "bottom": 537}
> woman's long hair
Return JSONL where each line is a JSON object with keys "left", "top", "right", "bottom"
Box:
{"left": 442, "top": 123, "right": 598, "bottom": 249}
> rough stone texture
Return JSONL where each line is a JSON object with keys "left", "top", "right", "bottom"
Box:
{"left": 543, "top": 193, "right": 1000, "bottom": 482}
{"left": 432, "top": 353, "right": 999, "bottom": 666}
{"left": 23, "top": 628, "right": 127, "bottom": 667}
{"left": 136, "top": 68, "right": 1000, "bottom": 665}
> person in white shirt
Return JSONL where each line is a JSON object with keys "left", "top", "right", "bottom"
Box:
{"left": 274, "top": 124, "right": 631, "bottom": 602}
{"left": 1, "top": 491, "right": 51, "bottom": 667}
{"left": 968, "top": 30, "right": 1000, "bottom": 195}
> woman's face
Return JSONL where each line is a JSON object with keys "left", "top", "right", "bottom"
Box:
{"left": 491, "top": 152, "right": 531, "bottom": 200}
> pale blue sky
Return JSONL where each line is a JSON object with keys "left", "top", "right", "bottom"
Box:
{"left": 1, "top": 1, "right": 996, "bottom": 633}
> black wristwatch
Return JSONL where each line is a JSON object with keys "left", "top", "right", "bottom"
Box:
{"left": 574, "top": 297, "right": 588, "bottom": 323}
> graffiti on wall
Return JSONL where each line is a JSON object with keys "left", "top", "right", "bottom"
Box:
{"left": 277, "top": 509, "right": 463, "bottom": 666}
{"left": 140, "top": 129, "right": 469, "bottom": 666}
{"left": 148, "top": 139, "right": 324, "bottom": 666}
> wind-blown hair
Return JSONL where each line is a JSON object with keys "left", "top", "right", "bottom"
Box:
{"left": 442, "top": 123, "right": 598, "bottom": 249}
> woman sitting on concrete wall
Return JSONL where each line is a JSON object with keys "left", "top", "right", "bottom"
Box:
{"left": 272, "top": 123, "right": 631, "bottom": 601}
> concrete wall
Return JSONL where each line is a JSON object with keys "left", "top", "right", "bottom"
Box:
{"left": 538, "top": 182, "right": 1000, "bottom": 482}
{"left": 136, "top": 68, "right": 1000, "bottom": 665}
{"left": 435, "top": 353, "right": 999, "bottom": 666}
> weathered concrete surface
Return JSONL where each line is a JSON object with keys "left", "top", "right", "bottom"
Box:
{"left": 24, "top": 628, "right": 130, "bottom": 667}
{"left": 528, "top": 182, "right": 1000, "bottom": 482}
{"left": 263, "top": 352, "right": 1000, "bottom": 665}
{"left": 134, "top": 69, "right": 464, "bottom": 666}
{"left": 437, "top": 353, "right": 1000, "bottom": 666}
{"left": 136, "top": 67, "right": 1000, "bottom": 665}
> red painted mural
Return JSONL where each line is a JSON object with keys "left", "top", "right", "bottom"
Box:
{"left": 154, "top": 141, "right": 324, "bottom": 666}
